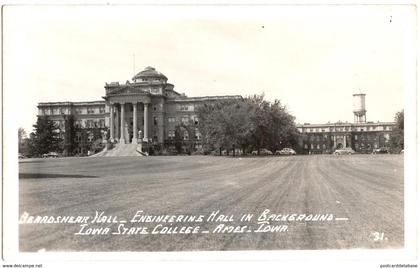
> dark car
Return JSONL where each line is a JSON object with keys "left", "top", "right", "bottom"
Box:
{"left": 372, "top": 147, "right": 390, "bottom": 154}
{"left": 251, "top": 148, "right": 273, "bottom": 156}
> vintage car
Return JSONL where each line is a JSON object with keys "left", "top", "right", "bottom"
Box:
{"left": 42, "top": 152, "right": 59, "bottom": 158}
{"left": 372, "top": 147, "right": 390, "bottom": 154}
{"left": 333, "top": 147, "right": 355, "bottom": 155}
{"left": 275, "top": 148, "right": 296, "bottom": 155}
{"left": 251, "top": 148, "right": 273, "bottom": 156}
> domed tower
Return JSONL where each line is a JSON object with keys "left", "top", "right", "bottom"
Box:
{"left": 353, "top": 93, "right": 366, "bottom": 123}
{"left": 132, "top": 66, "right": 168, "bottom": 83}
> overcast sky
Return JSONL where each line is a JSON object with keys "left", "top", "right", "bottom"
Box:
{"left": 3, "top": 5, "right": 413, "bottom": 133}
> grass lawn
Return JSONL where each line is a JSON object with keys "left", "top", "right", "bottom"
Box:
{"left": 19, "top": 154, "right": 404, "bottom": 252}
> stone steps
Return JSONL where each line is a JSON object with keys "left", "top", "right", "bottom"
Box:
{"left": 91, "top": 143, "right": 147, "bottom": 157}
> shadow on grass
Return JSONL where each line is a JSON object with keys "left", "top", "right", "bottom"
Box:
{"left": 19, "top": 173, "right": 98, "bottom": 179}
{"left": 19, "top": 160, "right": 47, "bottom": 164}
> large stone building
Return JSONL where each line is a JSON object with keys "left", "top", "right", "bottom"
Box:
{"left": 37, "top": 66, "right": 240, "bottom": 155}
{"left": 296, "top": 94, "right": 396, "bottom": 154}
{"left": 38, "top": 66, "right": 396, "bottom": 155}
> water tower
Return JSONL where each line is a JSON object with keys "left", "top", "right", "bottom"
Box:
{"left": 353, "top": 93, "right": 366, "bottom": 123}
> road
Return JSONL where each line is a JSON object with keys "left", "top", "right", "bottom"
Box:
{"left": 19, "top": 154, "right": 404, "bottom": 251}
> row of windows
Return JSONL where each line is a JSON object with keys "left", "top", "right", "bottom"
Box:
{"left": 43, "top": 107, "right": 106, "bottom": 115}
{"left": 167, "top": 129, "right": 202, "bottom": 140}
{"left": 42, "top": 108, "right": 69, "bottom": 115}
{"left": 75, "top": 119, "right": 105, "bottom": 128}
{"left": 303, "top": 125, "right": 392, "bottom": 133}
{"left": 179, "top": 105, "right": 192, "bottom": 111}
{"left": 308, "top": 135, "right": 332, "bottom": 142}
{"left": 167, "top": 116, "right": 199, "bottom": 125}
{"left": 306, "top": 133, "right": 390, "bottom": 142}
{"left": 303, "top": 142, "right": 387, "bottom": 150}
{"left": 354, "top": 133, "right": 390, "bottom": 141}
{"left": 76, "top": 107, "right": 106, "bottom": 114}
{"left": 75, "top": 131, "right": 96, "bottom": 142}
{"left": 304, "top": 144, "right": 328, "bottom": 150}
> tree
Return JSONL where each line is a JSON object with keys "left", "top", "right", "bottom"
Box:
{"left": 62, "top": 115, "right": 76, "bottom": 156}
{"left": 197, "top": 94, "right": 299, "bottom": 155}
{"left": 18, "top": 127, "right": 30, "bottom": 155}
{"left": 18, "top": 127, "right": 27, "bottom": 144}
{"left": 390, "top": 110, "right": 404, "bottom": 152}
{"left": 197, "top": 98, "right": 251, "bottom": 154}
{"left": 173, "top": 125, "right": 184, "bottom": 154}
{"left": 28, "top": 116, "right": 61, "bottom": 156}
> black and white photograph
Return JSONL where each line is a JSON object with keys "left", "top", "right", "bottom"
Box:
{"left": 1, "top": 3, "right": 418, "bottom": 268}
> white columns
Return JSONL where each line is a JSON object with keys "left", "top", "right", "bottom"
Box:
{"left": 132, "top": 102, "right": 138, "bottom": 144}
{"left": 143, "top": 103, "right": 149, "bottom": 142}
{"left": 120, "top": 103, "right": 125, "bottom": 143}
{"left": 116, "top": 106, "right": 120, "bottom": 140}
{"left": 109, "top": 104, "right": 115, "bottom": 142}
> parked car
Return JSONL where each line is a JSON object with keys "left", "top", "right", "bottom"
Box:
{"left": 251, "top": 148, "right": 273, "bottom": 156}
{"left": 372, "top": 147, "right": 390, "bottom": 154}
{"left": 275, "top": 148, "right": 296, "bottom": 155}
{"left": 400, "top": 149, "right": 404, "bottom": 154}
{"left": 42, "top": 152, "right": 59, "bottom": 158}
{"left": 333, "top": 147, "right": 355, "bottom": 155}
{"left": 18, "top": 153, "right": 25, "bottom": 159}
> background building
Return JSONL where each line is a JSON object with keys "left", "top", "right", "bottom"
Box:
{"left": 296, "top": 93, "right": 395, "bottom": 154}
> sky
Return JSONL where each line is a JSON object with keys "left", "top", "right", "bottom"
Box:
{"left": 3, "top": 5, "right": 414, "bottom": 134}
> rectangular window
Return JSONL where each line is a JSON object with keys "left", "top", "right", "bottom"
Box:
{"left": 86, "top": 120, "right": 95, "bottom": 128}
{"left": 181, "top": 116, "right": 189, "bottom": 124}
{"left": 76, "top": 133, "right": 82, "bottom": 142}
{"left": 195, "top": 129, "right": 201, "bottom": 140}
{"left": 99, "top": 107, "right": 105, "bottom": 114}
{"left": 87, "top": 132, "right": 94, "bottom": 142}
{"left": 153, "top": 117, "right": 158, "bottom": 125}
{"left": 168, "top": 117, "right": 175, "bottom": 123}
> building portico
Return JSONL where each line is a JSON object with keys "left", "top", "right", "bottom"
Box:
{"left": 108, "top": 101, "right": 150, "bottom": 144}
